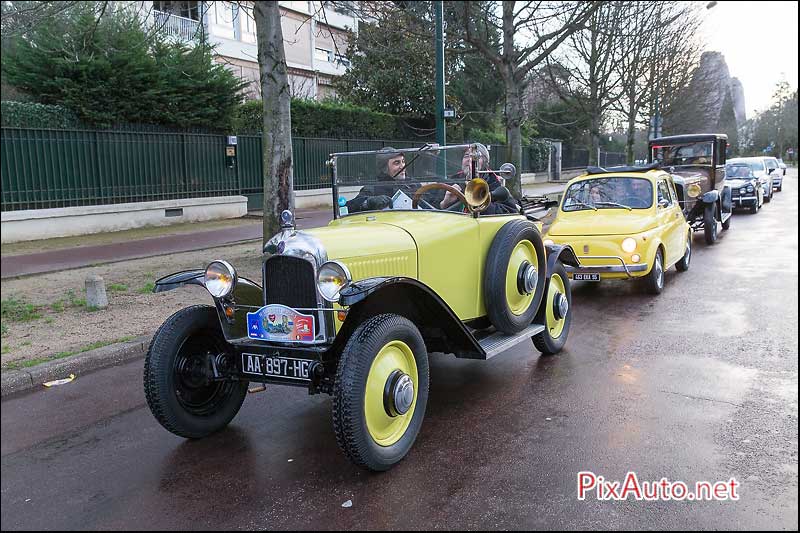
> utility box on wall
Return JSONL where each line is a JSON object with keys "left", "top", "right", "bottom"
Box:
{"left": 226, "top": 135, "right": 237, "bottom": 168}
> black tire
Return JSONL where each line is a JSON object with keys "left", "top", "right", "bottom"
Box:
{"left": 144, "top": 305, "right": 248, "bottom": 439}
{"left": 703, "top": 204, "right": 718, "bottom": 245}
{"left": 777, "top": 185, "right": 782, "bottom": 192}
{"left": 484, "top": 220, "right": 547, "bottom": 334}
{"left": 675, "top": 232, "right": 692, "bottom": 272}
{"left": 333, "top": 314, "right": 429, "bottom": 471}
{"left": 532, "top": 261, "right": 572, "bottom": 355}
{"left": 750, "top": 201, "right": 758, "bottom": 215}
{"left": 764, "top": 191, "right": 771, "bottom": 203}
{"left": 643, "top": 248, "right": 665, "bottom": 295}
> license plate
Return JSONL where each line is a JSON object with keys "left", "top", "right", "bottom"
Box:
{"left": 241, "top": 353, "right": 313, "bottom": 381}
{"left": 573, "top": 273, "right": 601, "bottom": 281}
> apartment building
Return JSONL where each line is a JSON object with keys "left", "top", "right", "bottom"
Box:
{"left": 150, "top": 1, "right": 357, "bottom": 99}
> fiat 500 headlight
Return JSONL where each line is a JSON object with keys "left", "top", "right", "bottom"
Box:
{"left": 204, "top": 260, "right": 236, "bottom": 298}
{"left": 318, "top": 261, "right": 352, "bottom": 302}
{"left": 687, "top": 183, "right": 702, "bottom": 198}
{"left": 740, "top": 187, "right": 747, "bottom": 194}
{"left": 747, "top": 185, "right": 754, "bottom": 192}
{"left": 621, "top": 237, "right": 637, "bottom": 253}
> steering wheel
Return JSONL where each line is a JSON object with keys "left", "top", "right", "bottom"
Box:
{"left": 412, "top": 183, "right": 468, "bottom": 210}
{"left": 621, "top": 195, "right": 647, "bottom": 207}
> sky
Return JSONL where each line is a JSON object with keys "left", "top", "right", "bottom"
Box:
{"left": 701, "top": 0, "right": 799, "bottom": 119}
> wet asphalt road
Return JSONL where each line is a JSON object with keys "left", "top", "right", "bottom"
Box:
{"left": 2, "top": 171, "right": 797, "bottom": 530}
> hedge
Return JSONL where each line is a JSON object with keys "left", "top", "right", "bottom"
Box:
{"left": 1, "top": 101, "right": 79, "bottom": 129}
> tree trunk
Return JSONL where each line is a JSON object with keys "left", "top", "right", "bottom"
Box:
{"left": 254, "top": 1, "right": 293, "bottom": 245}
{"left": 504, "top": 82, "right": 523, "bottom": 197}
{"left": 588, "top": 112, "right": 600, "bottom": 166}
{"left": 626, "top": 99, "right": 636, "bottom": 165}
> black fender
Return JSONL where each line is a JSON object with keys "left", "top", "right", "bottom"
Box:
{"left": 545, "top": 244, "right": 580, "bottom": 274}
{"left": 152, "top": 269, "right": 262, "bottom": 341}
{"left": 335, "top": 277, "right": 484, "bottom": 359}
{"left": 701, "top": 190, "right": 719, "bottom": 205}
{"left": 153, "top": 270, "right": 205, "bottom": 292}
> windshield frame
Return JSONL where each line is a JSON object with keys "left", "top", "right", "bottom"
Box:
{"left": 328, "top": 143, "right": 506, "bottom": 219}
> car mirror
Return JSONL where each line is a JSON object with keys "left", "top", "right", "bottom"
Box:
{"left": 767, "top": 168, "right": 774, "bottom": 174}
{"left": 658, "top": 199, "right": 669, "bottom": 209}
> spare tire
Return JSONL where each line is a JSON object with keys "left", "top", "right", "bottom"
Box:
{"left": 484, "top": 219, "right": 547, "bottom": 334}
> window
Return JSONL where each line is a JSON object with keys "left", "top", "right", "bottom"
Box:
{"left": 315, "top": 47, "right": 333, "bottom": 63}
{"left": 657, "top": 180, "right": 673, "bottom": 207}
{"left": 154, "top": 0, "right": 201, "bottom": 20}
{"left": 215, "top": 2, "right": 234, "bottom": 26}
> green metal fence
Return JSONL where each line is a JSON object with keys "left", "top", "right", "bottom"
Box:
{"left": 1, "top": 127, "right": 552, "bottom": 212}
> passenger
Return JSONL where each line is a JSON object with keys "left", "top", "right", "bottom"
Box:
{"left": 444, "top": 144, "right": 520, "bottom": 214}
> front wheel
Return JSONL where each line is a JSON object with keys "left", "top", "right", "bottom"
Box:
{"left": 532, "top": 261, "right": 572, "bottom": 355}
{"left": 703, "top": 204, "right": 718, "bottom": 245}
{"left": 333, "top": 314, "right": 429, "bottom": 471}
{"left": 643, "top": 248, "right": 665, "bottom": 295}
{"left": 143, "top": 305, "right": 248, "bottom": 439}
{"left": 676, "top": 232, "right": 692, "bottom": 272}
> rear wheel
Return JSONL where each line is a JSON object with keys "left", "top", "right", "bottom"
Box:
{"left": 143, "top": 305, "right": 248, "bottom": 439}
{"left": 532, "top": 262, "right": 572, "bottom": 355}
{"left": 333, "top": 314, "right": 429, "bottom": 471}
{"left": 750, "top": 201, "right": 758, "bottom": 214}
{"left": 703, "top": 204, "right": 718, "bottom": 245}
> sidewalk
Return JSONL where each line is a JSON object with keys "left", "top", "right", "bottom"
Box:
{"left": 1, "top": 182, "right": 565, "bottom": 279}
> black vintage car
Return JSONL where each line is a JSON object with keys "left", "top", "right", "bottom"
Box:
{"left": 725, "top": 162, "right": 763, "bottom": 214}
{"left": 648, "top": 134, "right": 733, "bottom": 244}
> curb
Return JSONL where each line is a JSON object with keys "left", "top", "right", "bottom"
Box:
{"left": 1, "top": 334, "right": 153, "bottom": 398}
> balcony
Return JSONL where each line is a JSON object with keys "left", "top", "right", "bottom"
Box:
{"left": 153, "top": 10, "right": 202, "bottom": 42}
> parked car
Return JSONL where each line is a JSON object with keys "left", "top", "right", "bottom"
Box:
{"left": 764, "top": 156, "right": 784, "bottom": 192}
{"left": 543, "top": 165, "right": 692, "bottom": 295}
{"left": 725, "top": 162, "right": 763, "bottom": 214}
{"left": 143, "top": 144, "right": 580, "bottom": 471}
{"left": 728, "top": 157, "right": 778, "bottom": 199}
{"left": 777, "top": 158, "right": 787, "bottom": 176}
{"left": 649, "top": 134, "right": 733, "bottom": 244}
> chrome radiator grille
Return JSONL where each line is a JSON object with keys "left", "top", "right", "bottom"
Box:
{"left": 263, "top": 255, "right": 321, "bottom": 335}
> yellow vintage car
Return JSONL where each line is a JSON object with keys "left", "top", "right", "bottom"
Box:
{"left": 544, "top": 166, "right": 692, "bottom": 294}
{"left": 143, "top": 144, "right": 581, "bottom": 471}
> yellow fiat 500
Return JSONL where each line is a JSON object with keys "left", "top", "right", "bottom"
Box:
{"left": 544, "top": 166, "right": 692, "bottom": 294}
{"left": 144, "top": 144, "right": 580, "bottom": 472}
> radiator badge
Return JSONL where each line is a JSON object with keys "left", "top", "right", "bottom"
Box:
{"left": 247, "top": 304, "right": 315, "bottom": 343}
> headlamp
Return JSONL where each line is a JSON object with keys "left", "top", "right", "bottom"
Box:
{"left": 317, "top": 261, "right": 352, "bottom": 302}
{"left": 204, "top": 260, "right": 236, "bottom": 298}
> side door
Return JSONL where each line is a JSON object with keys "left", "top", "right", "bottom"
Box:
{"left": 656, "top": 178, "right": 682, "bottom": 265}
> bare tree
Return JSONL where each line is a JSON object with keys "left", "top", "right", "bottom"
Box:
{"left": 454, "top": 1, "right": 601, "bottom": 195}
{"left": 254, "top": 1, "right": 293, "bottom": 242}
{"left": 546, "top": 1, "right": 627, "bottom": 165}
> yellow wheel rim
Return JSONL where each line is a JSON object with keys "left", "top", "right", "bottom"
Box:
{"left": 505, "top": 240, "right": 538, "bottom": 315}
{"left": 364, "top": 340, "right": 418, "bottom": 447}
{"left": 545, "top": 273, "right": 567, "bottom": 338}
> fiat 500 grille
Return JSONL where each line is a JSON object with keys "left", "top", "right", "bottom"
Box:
{"left": 263, "top": 255, "right": 321, "bottom": 335}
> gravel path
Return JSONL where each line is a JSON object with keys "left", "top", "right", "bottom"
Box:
{"left": 1, "top": 242, "right": 264, "bottom": 370}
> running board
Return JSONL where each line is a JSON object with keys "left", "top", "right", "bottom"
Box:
{"left": 477, "top": 323, "right": 545, "bottom": 359}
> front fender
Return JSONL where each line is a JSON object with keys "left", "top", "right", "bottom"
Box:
{"left": 545, "top": 244, "right": 580, "bottom": 274}
{"left": 153, "top": 270, "right": 205, "bottom": 293}
{"left": 701, "top": 190, "right": 719, "bottom": 204}
{"left": 336, "top": 277, "right": 484, "bottom": 359}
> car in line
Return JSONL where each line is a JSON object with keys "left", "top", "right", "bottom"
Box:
{"left": 725, "top": 162, "right": 763, "bottom": 214}
{"left": 543, "top": 165, "right": 692, "bottom": 295}
{"left": 143, "top": 143, "right": 580, "bottom": 471}
{"left": 728, "top": 156, "right": 778, "bottom": 199}
{"left": 649, "top": 133, "right": 733, "bottom": 244}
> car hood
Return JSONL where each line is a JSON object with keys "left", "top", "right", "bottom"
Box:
{"left": 304, "top": 222, "right": 418, "bottom": 279}
{"left": 548, "top": 210, "right": 658, "bottom": 236}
